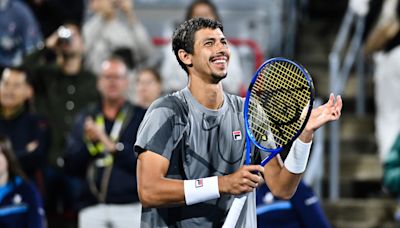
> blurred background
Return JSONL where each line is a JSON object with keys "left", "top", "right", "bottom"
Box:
{"left": 1, "top": 0, "right": 399, "bottom": 227}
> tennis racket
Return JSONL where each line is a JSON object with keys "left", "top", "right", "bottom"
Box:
{"left": 222, "top": 57, "right": 314, "bottom": 227}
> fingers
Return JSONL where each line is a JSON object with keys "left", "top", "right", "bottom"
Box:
{"left": 335, "top": 95, "right": 343, "bottom": 114}
{"left": 227, "top": 165, "right": 264, "bottom": 195}
{"left": 329, "top": 94, "right": 342, "bottom": 120}
{"left": 328, "top": 93, "right": 335, "bottom": 107}
{"left": 245, "top": 164, "right": 265, "bottom": 173}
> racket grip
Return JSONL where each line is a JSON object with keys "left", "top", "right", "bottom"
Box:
{"left": 222, "top": 194, "right": 248, "bottom": 228}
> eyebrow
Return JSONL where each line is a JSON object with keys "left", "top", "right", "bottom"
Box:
{"left": 201, "top": 36, "right": 227, "bottom": 43}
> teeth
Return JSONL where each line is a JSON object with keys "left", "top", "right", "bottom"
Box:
{"left": 214, "top": 59, "right": 226, "bottom": 64}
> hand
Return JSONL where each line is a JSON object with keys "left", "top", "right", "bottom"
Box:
{"left": 84, "top": 117, "right": 102, "bottom": 141}
{"left": 45, "top": 31, "right": 60, "bottom": 50}
{"left": 117, "top": 0, "right": 135, "bottom": 21}
{"left": 300, "top": 93, "right": 343, "bottom": 142}
{"left": 84, "top": 117, "right": 117, "bottom": 153}
{"left": 219, "top": 165, "right": 265, "bottom": 196}
{"left": 26, "top": 141, "right": 39, "bottom": 153}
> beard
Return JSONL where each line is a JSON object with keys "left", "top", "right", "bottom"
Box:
{"left": 210, "top": 72, "right": 227, "bottom": 84}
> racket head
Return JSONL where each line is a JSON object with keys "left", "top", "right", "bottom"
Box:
{"left": 243, "top": 57, "right": 314, "bottom": 164}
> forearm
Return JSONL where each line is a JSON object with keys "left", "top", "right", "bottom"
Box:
{"left": 137, "top": 151, "right": 185, "bottom": 207}
{"left": 264, "top": 157, "right": 302, "bottom": 199}
{"left": 264, "top": 138, "right": 312, "bottom": 199}
{"left": 138, "top": 174, "right": 185, "bottom": 208}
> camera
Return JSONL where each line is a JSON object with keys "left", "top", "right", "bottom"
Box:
{"left": 56, "top": 26, "right": 72, "bottom": 45}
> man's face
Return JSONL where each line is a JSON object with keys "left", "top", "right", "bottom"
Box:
{"left": 98, "top": 60, "right": 128, "bottom": 101}
{"left": 191, "top": 3, "right": 217, "bottom": 20}
{"left": 0, "top": 70, "right": 30, "bottom": 109}
{"left": 135, "top": 70, "right": 162, "bottom": 106}
{"left": 188, "top": 28, "right": 230, "bottom": 83}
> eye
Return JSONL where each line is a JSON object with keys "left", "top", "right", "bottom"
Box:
{"left": 204, "top": 41, "right": 213, "bottom": 46}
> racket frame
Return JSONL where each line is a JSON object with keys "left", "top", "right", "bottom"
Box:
{"left": 243, "top": 57, "right": 314, "bottom": 166}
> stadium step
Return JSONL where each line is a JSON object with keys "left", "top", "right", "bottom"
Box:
{"left": 323, "top": 198, "right": 397, "bottom": 228}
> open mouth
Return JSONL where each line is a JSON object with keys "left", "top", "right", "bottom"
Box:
{"left": 210, "top": 55, "right": 228, "bottom": 69}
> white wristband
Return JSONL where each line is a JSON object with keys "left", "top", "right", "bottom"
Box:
{"left": 284, "top": 139, "right": 312, "bottom": 174}
{"left": 184, "top": 176, "right": 220, "bottom": 205}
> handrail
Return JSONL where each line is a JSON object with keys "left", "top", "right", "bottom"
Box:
{"left": 152, "top": 37, "right": 265, "bottom": 70}
{"left": 328, "top": 8, "right": 366, "bottom": 201}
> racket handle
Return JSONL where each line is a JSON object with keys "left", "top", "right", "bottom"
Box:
{"left": 222, "top": 194, "right": 248, "bottom": 228}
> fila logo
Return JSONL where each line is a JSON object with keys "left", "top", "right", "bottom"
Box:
{"left": 232, "top": 130, "right": 242, "bottom": 141}
{"left": 195, "top": 179, "right": 203, "bottom": 188}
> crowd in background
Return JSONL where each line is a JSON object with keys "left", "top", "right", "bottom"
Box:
{"left": 0, "top": 0, "right": 165, "bottom": 227}
{"left": 3, "top": 0, "right": 400, "bottom": 227}
{"left": 0, "top": 0, "right": 249, "bottom": 227}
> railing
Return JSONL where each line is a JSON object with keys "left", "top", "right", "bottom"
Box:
{"left": 328, "top": 7, "right": 366, "bottom": 201}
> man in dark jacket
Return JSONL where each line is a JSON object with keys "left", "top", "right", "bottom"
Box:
{"left": 64, "top": 56, "right": 145, "bottom": 228}
{"left": 0, "top": 67, "right": 49, "bottom": 193}
{"left": 23, "top": 23, "right": 99, "bottom": 220}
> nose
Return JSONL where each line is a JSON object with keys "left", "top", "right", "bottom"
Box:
{"left": 216, "top": 41, "right": 228, "bottom": 51}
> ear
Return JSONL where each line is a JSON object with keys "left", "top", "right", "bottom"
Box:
{"left": 26, "top": 86, "right": 33, "bottom": 100}
{"left": 178, "top": 49, "right": 193, "bottom": 67}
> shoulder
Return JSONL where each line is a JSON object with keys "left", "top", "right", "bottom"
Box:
{"left": 12, "top": 177, "right": 41, "bottom": 199}
{"left": 126, "top": 103, "right": 146, "bottom": 119}
{"left": 138, "top": 93, "right": 188, "bottom": 133}
{"left": 225, "top": 93, "right": 245, "bottom": 111}
{"left": 78, "top": 69, "right": 97, "bottom": 80}
{"left": 73, "top": 103, "right": 99, "bottom": 122}
{"left": 147, "top": 93, "right": 188, "bottom": 117}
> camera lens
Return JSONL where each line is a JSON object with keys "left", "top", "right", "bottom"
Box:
{"left": 57, "top": 26, "right": 72, "bottom": 44}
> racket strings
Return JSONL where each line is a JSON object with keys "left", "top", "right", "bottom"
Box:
{"left": 262, "top": 63, "right": 310, "bottom": 106}
{"left": 247, "top": 61, "right": 312, "bottom": 147}
{"left": 248, "top": 101, "right": 296, "bottom": 145}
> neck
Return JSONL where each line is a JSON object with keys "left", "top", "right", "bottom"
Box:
{"left": 2, "top": 105, "right": 21, "bottom": 119}
{"left": 61, "top": 55, "right": 82, "bottom": 75}
{"left": 188, "top": 75, "right": 224, "bottom": 110}
{"left": 102, "top": 98, "right": 125, "bottom": 119}
{"left": 0, "top": 172, "right": 8, "bottom": 186}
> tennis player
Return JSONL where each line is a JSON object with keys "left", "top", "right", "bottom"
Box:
{"left": 134, "top": 17, "right": 342, "bottom": 227}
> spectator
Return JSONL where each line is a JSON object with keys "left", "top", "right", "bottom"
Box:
{"left": 364, "top": 0, "right": 400, "bottom": 161}
{"left": 23, "top": 23, "right": 98, "bottom": 223}
{"left": 384, "top": 132, "right": 400, "bottom": 193}
{"left": 383, "top": 132, "right": 400, "bottom": 221}
{"left": 0, "top": 0, "right": 42, "bottom": 72}
{"left": 64, "top": 56, "right": 146, "bottom": 228}
{"left": 160, "top": 0, "right": 246, "bottom": 95}
{"left": 256, "top": 180, "right": 330, "bottom": 228}
{"left": 133, "top": 67, "right": 163, "bottom": 109}
{"left": 0, "top": 135, "right": 46, "bottom": 228}
{"left": 83, "top": 0, "right": 157, "bottom": 75}
{"left": 0, "top": 67, "right": 49, "bottom": 194}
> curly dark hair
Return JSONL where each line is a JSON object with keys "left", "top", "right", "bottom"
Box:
{"left": 172, "top": 17, "right": 223, "bottom": 75}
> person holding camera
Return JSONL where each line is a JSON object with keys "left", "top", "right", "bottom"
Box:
{"left": 22, "top": 22, "right": 99, "bottom": 226}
